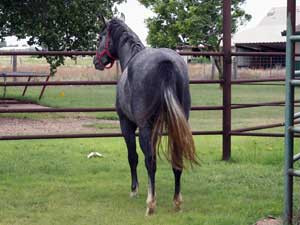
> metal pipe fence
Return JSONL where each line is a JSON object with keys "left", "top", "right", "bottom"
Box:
{"left": 0, "top": 50, "right": 292, "bottom": 143}
{"left": 0, "top": 79, "right": 223, "bottom": 87}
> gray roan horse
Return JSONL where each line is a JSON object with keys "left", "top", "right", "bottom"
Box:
{"left": 93, "top": 17, "right": 197, "bottom": 215}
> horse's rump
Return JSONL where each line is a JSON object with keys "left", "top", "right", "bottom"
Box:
{"left": 147, "top": 60, "right": 198, "bottom": 169}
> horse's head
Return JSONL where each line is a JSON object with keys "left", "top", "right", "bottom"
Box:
{"left": 93, "top": 16, "right": 116, "bottom": 70}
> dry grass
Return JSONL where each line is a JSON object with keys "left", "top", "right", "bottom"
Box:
{"left": 0, "top": 56, "right": 120, "bottom": 82}
{"left": 188, "top": 63, "right": 215, "bottom": 79}
{"left": 0, "top": 55, "right": 286, "bottom": 82}
{"left": 238, "top": 67, "right": 285, "bottom": 79}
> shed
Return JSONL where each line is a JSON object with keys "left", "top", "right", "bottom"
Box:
{"left": 233, "top": 7, "right": 300, "bottom": 68}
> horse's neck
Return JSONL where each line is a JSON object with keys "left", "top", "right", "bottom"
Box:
{"left": 117, "top": 43, "right": 134, "bottom": 71}
{"left": 116, "top": 33, "right": 145, "bottom": 71}
{"left": 117, "top": 44, "right": 132, "bottom": 72}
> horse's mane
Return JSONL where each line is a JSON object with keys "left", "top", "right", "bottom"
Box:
{"left": 109, "top": 18, "right": 145, "bottom": 56}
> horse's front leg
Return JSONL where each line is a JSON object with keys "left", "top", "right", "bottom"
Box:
{"left": 173, "top": 168, "right": 183, "bottom": 211}
{"left": 139, "top": 127, "right": 156, "bottom": 216}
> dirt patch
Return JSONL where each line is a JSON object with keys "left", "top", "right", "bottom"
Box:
{"left": 0, "top": 99, "right": 120, "bottom": 136}
{"left": 0, "top": 101, "right": 49, "bottom": 110}
{"left": 254, "top": 217, "right": 282, "bottom": 225}
{"left": 0, "top": 117, "right": 119, "bottom": 136}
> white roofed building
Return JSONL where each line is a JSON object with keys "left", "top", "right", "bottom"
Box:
{"left": 233, "top": 7, "right": 300, "bottom": 68}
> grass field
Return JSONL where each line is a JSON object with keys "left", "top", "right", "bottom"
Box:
{"left": 0, "top": 57, "right": 298, "bottom": 224}
{"left": 0, "top": 136, "right": 288, "bottom": 225}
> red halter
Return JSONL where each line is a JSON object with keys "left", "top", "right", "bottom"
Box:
{"left": 96, "top": 30, "right": 116, "bottom": 69}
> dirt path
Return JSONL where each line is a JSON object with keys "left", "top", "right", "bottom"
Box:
{"left": 0, "top": 117, "right": 104, "bottom": 135}
{"left": 254, "top": 217, "right": 282, "bottom": 225}
{"left": 0, "top": 101, "right": 119, "bottom": 136}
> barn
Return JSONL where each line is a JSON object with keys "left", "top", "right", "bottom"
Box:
{"left": 233, "top": 7, "right": 300, "bottom": 68}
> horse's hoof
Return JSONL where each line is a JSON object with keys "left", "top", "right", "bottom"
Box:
{"left": 173, "top": 203, "right": 182, "bottom": 212}
{"left": 145, "top": 199, "right": 156, "bottom": 216}
{"left": 129, "top": 186, "right": 138, "bottom": 198}
{"left": 130, "top": 190, "right": 138, "bottom": 198}
{"left": 173, "top": 193, "right": 183, "bottom": 212}
{"left": 145, "top": 206, "right": 155, "bottom": 216}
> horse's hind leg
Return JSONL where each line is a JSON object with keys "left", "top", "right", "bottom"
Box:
{"left": 139, "top": 127, "right": 156, "bottom": 216}
{"left": 173, "top": 168, "right": 183, "bottom": 211}
{"left": 119, "top": 116, "right": 139, "bottom": 197}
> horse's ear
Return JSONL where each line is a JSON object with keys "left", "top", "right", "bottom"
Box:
{"left": 97, "top": 14, "right": 107, "bottom": 31}
{"left": 119, "top": 13, "right": 125, "bottom": 22}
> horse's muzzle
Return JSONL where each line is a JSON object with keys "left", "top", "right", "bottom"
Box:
{"left": 93, "top": 56, "right": 104, "bottom": 71}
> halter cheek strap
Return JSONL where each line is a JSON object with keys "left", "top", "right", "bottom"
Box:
{"left": 96, "top": 31, "right": 116, "bottom": 69}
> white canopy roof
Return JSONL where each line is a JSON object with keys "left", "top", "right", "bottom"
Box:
{"left": 233, "top": 7, "right": 300, "bottom": 44}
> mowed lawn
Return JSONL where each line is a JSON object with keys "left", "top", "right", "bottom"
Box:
{"left": 0, "top": 82, "right": 298, "bottom": 224}
{"left": 0, "top": 137, "right": 285, "bottom": 225}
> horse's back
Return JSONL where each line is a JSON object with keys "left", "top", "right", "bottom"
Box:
{"left": 130, "top": 48, "right": 188, "bottom": 79}
{"left": 117, "top": 48, "right": 191, "bottom": 126}
{"left": 128, "top": 48, "right": 189, "bottom": 92}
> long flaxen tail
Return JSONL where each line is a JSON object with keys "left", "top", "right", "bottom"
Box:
{"left": 151, "top": 62, "right": 198, "bottom": 170}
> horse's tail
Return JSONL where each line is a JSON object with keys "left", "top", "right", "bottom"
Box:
{"left": 151, "top": 61, "right": 198, "bottom": 170}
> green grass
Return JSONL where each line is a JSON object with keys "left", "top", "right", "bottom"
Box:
{"left": 84, "top": 122, "right": 119, "bottom": 130}
{"left": 0, "top": 77, "right": 295, "bottom": 224}
{"left": 0, "top": 136, "right": 287, "bottom": 225}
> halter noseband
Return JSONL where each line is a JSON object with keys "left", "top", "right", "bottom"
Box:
{"left": 96, "top": 30, "right": 116, "bottom": 69}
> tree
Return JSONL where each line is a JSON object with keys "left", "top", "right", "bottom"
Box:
{"left": 138, "top": 0, "right": 251, "bottom": 77}
{"left": 0, "top": 0, "right": 124, "bottom": 75}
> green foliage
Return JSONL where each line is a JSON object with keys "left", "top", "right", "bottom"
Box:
{"left": 0, "top": 0, "right": 125, "bottom": 74}
{"left": 189, "top": 56, "right": 210, "bottom": 64}
{"left": 139, "top": 0, "right": 251, "bottom": 51}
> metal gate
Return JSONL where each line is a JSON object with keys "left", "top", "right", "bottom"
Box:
{"left": 284, "top": 1, "right": 300, "bottom": 224}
